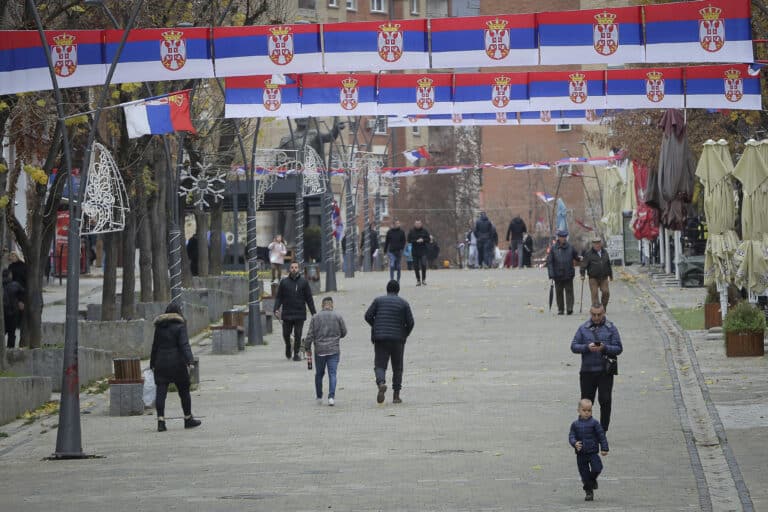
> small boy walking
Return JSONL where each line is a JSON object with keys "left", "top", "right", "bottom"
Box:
{"left": 569, "top": 399, "right": 609, "bottom": 501}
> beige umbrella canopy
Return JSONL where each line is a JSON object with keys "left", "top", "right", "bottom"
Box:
{"left": 600, "top": 166, "right": 625, "bottom": 238}
{"left": 695, "top": 140, "right": 739, "bottom": 286}
{"left": 622, "top": 161, "right": 637, "bottom": 213}
{"left": 732, "top": 140, "right": 768, "bottom": 296}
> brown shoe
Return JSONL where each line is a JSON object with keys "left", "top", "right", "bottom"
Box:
{"left": 376, "top": 384, "right": 387, "bottom": 404}
{"left": 393, "top": 390, "right": 402, "bottom": 404}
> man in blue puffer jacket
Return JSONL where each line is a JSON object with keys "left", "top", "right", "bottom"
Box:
{"left": 569, "top": 398, "right": 609, "bottom": 501}
{"left": 570, "top": 304, "right": 623, "bottom": 432}
{"left": 365, "top": 280, "right": 415, "bottom": 404}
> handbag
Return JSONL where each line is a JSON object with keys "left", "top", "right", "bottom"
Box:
{"left": 590, "top": 328, "right": 618, "bottom": 376}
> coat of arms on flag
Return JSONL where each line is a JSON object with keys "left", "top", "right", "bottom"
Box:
{"left": 593, "top": 11, "right": 618, "bottom": 56}
{"left": 484, "top": 18, "right": 510, "bottom": 61}
{"left": 51, "top": 33, "right": 77, "bottom": 77}
{"left": 568, "top": 73, "right": 588, "bottom": 104}
{"left": 540, "top": 110, "right": 552, "bottom": 122}
{"left": 699, "top": 5, "right": 725, "bottom": 53}
{"left": 160, "top": 30, "right": 187, "bottom": 71}
{"left": 724, "top": 68, "right": 744, "bottom": 102}
{"left": 452, "top": 114, "right": 463, "bottom": 124}
{"left": 495, "top": 112, "right": 508, "bottom": 124}
{"left": 416, "top": 76, "right": 435, "bottom": 110}
{"left": 340, "top": 77, "right": 359, "bottom": 110}
{"left": 268, "top": 26, "right": 294, "bottom": 65}
{"left": 262, "top": 79, "right": 282, "bottom": 111}
{"left": 585, "top": 109, "right": 598, "bottom": 122}
{"left": 645, "top": 71, "right": 665, "bottom": 103}
{"left": 377, "top": 22, "right": 403, "bottom": 63}
{"left": 491, "top": 76, "right": 511, "bottom": 108}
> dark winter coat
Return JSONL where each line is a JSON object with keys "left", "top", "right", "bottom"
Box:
{"left": 3, "top": 279, "right": 24, "bottom": 317}
{"left": 569, "top": 417, "right": 609, "bottom": 454}
{"left": 407, "top": 227, "right": 431, "bottom": 257}
{"left": 364, "top": 293, "right": 415, "bottom": 344}
{"left": 506, "top": 217, "right": 527, "bottom": 241}
{"left": 361, "top": 229, "right": 379, "bottom": 253}
{"left": 274, "top": 273, "right": 317, "bottom": 321}
{"left": 580, "top": 248, "right": 613, "bottom": 279}
{"left": 8, "top": 261, "right": 27, "bottom": 289}
{"left": 571, "top": 319, "right": 623, "bottom": 373}
{"left": 547, "top": 241, "right": 580, "bottom": 281}
{"left": 150, "top": 313, "right": 194, "bottom": 385}
{"left": 384, "top": 227, "right": 406, "bottom": 254}
{"left": 474, "top": 215, "right": 494, "bottom": 242}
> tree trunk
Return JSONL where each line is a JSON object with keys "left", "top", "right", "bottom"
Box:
{"left": 150, "top": 159, "right": 170, "bottom": 302}
{"left": 195, "top": 209, "right": 209, "bottom": 278}
{"left": 209, "top": 201, "right": 223, "bottom": 275}
{"left": 121, "top": 200, "right": 137, "bottom": 319}
{"left": 22, "top": 187, "right": 45, "bottom": 349}
{"left": 138, "top": 209, "right": 153, "bottom": 303}
{"left": 100, "top": 231, "right": 118, "bottom": 321}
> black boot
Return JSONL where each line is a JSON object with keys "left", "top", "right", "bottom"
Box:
{"left": 157, "top": 420, "right": 167, "bottom": 432}
{"left": 184, "top": 416, "right": 201, "bottom": 429}
{"left": 393, "top": 390, "right": 402, "bottom": 404}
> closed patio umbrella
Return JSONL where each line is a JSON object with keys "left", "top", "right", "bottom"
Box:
{"left": 657, "top": 110, "right": 696, "bottom": 230}
{"left": 600, "top": 165, "right": 625, "bottom": 238}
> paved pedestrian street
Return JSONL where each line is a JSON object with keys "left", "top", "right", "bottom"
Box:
{"left": 0, "top": 269, "right": 748, "bottom": 511}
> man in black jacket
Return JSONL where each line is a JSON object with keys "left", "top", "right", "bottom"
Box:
{"left": 580, "top": 237, "right": 613, "bottom": 311}
{"left": 274, "top": 262, "right": 317, "bottom": 361}
{"left": 407, "top": 219, "right": 430, "bottom": 286}
{"left": 365, "top": 280, "right": 415, "bottom": 404}
{"left": 384, "top": 219, "right": 406, "bottom": 282}
{"left": 474, "top": 212, "right": 495, "bottom": 268}
{"left": 547, "top": 230, "right": 582, "bottom": 315}
{"left": 506, "top": 215, "right": 527, "bottom": 269}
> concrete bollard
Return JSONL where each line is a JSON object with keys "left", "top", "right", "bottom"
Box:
{"left": 109, "top": 383, "right": 144, "bottom": 416}
{"left": 212, "top": 329, "right": 239, "bottom": 355}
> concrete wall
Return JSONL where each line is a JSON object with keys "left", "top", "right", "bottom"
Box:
{"left": 192, "top": 276, "right": 248, "bottom": 306}
{"left": 181, "top": 288, "right": 234, "bottom": 324}
{"left": 87, "top": 301, "right": 209, "bottom": 337}
{"left": 42, "top": 319, "right": 153, "bottom": 358}
{"left": 0, "top": 377, "right": 52, "bottom": 426}
{"left": 5, "top": 348, "right": 113, "bottom": 392}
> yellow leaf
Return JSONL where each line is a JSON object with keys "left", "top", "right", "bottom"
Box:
{"left": 532, "top": 465, "right": 542, "bottom": 470}
{"left": 35, "top": 99, "right": 46, "bottom": 107}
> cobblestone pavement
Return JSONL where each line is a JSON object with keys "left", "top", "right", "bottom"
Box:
{"left": 0, "top": 268, "right": 741, "bottom": 511}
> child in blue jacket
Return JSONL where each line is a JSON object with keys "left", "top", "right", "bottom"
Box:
{"left": 569, "top": 398, "right": 609, "bottom": 501}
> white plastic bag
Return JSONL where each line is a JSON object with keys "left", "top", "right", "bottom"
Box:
{"left": 142, "top": 368, "right": 156, "bottom": 408}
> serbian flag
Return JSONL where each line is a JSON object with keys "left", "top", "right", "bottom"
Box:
{"left": 606, "top": 67, "right": 683, "bottom": 109}
{"left": 685, "top": 64, "right": 762, "bottom": 110}
{"left": 124, "top": 90, "right": 196, "bottom": 139}
{"left": 224, "top": 74, "right": 301, "bottom": 118}
{"left": 301, "top": 74, "right": 377, "bottom": 117}
{"left": 377, "top": 74, "right": 453, "bottom": 115}
{"left": 0, "top": 30, "right": 106, "bottom": 95}
{"left": 536, "top": 192, "right": 554, "bottom": 203}
{"left": 425, "top": 114, "right": 473, "bottom": 126}
{"left": 529, "top": 70, "right": 606, "bottom": 110}
{"left": 472, "top": 112, "right": 518, "bottom": 126}
{"left": 538, "top": 6, "right": 644, "bottom": 65}
{"left": 213, "top": 24, "right": 322, "bottom": 77}
{"left": 645, "top": 0, "right": 753, "bottom": 64}
{"left": 323, "top": 19, "right": 428, "bottom": 72}
{"left": 332, "top": 200, "right": 343, "bottom": 241}
{"left": 106, "top": 28, "right": 214, "bottom": 85}
{"left": 559, "top": 109, "right": 607, "bottom": 125}
{"left": 430, "top": 14, "right": 538, "bottom": 69}
{"left": 453, "top": 72, "right": 528, "bottom": 114}
{"left": 403, "top": 146, "right": 431, "bottom": 163}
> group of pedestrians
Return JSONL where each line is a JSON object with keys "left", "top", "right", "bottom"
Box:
{"left": 464, "top": 213, "right": 533, "bottom": 269}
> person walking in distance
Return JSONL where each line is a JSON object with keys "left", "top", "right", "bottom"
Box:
{"left": 474, "top": 212, "right": 495, "bottom": 268}
{"left": 274, "top": 262, "right": 317, "bottom": 361}
{"left": 384, "top": 219, "right": 406, "bottom": 282}
{"left": 267, "top": 234, "right": 287, "bottom": 283}
{"left": 569, "top": 399, "right": 609, "bottom": 501}
{"left": 303, "top": 297, "right": 347, "bottom": 406}
{"left": 547, "top": 230, "right": 582, "bottom": 315}
{"left": 570, "top": 304, "right": 622, "bottom": 432}
{"left": 365, "top": 280, "right": 415, "bottom": 404}
{"left": 407, "top": 219, "right": 430, "bottom": 286}
{"left": 505, "top": 214, "right": 527, "bottom": 268}
{"left": 580, "top": 236, "right": 613, "bottom": 311}
{"left": 150, "top": 303, "right": 201, "bottom": 431}
{"left": 3, "top": 269, "right": 24, "bottom": 348}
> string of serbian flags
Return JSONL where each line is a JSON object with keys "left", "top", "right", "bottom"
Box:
{"left": 0, "top": 0, "right": 754, "bottom": 96}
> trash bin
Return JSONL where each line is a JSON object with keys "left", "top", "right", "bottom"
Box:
{"left": 304, "top": 263, "right": 321, "bottom": 295}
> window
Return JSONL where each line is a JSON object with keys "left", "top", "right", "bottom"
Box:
{"left": 328, "top": 0, "right": 338, "bottom": 6}
{"left": 411, "top": 125, "right": 420, "bottom": 136}
{"left": 410, "top": 0, "right": 419, "bottom": 15}
{"left": 555, "top": 123, "right": 572, "bottom": 132}
{"left": 371, "top": 0, "right": 387, "bottom": 13}
{"left": 298, "top": 0, "right": 316, "bottom": 8}
{"left": 376, "top": 196, "right": 389, "bottom": 217}
{"left": 374, "top": 116, "right": 388, "bottom": 134}
{"left": 346, "top": 0, "right": 356, "bottom": 10}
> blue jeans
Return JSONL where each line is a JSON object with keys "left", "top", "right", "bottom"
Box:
{"left": 315, "top": 353, "right": 340, "bottom": 399}
{"left": 388, "top": 251, "right": 402, "bottom": 281}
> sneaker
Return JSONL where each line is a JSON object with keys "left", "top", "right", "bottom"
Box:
{"left": 292, "top": 353, "right": 301, "bottom": 361}
{"left": 328, "top": 398, "right": 335, "bottom": 406}
{"left": 585, "top": 490, "right": 594, "bottom": 501}
{"left": 567, "top": 311, "right": 573, "bottom": 315}
{"left": 422, "top": 280, "right": 427, "bottom": 285}
{"left": 416, "top": 281, "right": 422, "bottom": 287}
{"left": 557, "top": 311, "right": 564, "bottom": 315}
{"left": 377, "top": 383, "right": 387, "bottom": 404}
{"left": 184, "top": 417, "right": 202, "bottom": 429}
{"left": 157, "top": 420, "right": 167, "bottom": 432}
{"left": 316, "top": 397, "right": 323, "bottom": 404}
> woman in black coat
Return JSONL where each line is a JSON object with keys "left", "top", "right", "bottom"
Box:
{"left": 150, "top": 303, "right": 200, "bottom": 432}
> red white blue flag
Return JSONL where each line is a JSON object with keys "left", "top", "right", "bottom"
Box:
{"left": 606, "top": 67, "right": 684, "bottom": 109}
{"left": 645, "top": 0, "right": 753, "bottom": 64}
{"left": 685, "top": 64, "right": 762, "bottom": 110}
{"left": 430, "top": 14, "right": 537, "bottom": 69}
{"left": 224, "top": 75, "right": 301, "bottom": 118}
{"left": 105, "top": 28, "right": 214, "bottom": 85}
{"left": 301, "top": 74, "right": 377, "bottom": 117}
{"left": 323, "top": 19, "right": 428, "bottom": 72}
{"left": 538, "top": 6, "right": 644, "bottom": 65}
{"left": 403, "top": 146, "right": 431, "bottom": 163}
{"left": 377, "top": 74, "right": 453, "bottom": 116}
{"left": 213, "top": 24, "right": 323, "bottom": 77}
{"left": 332, "top": 200, "right": 343, "bottom": 241}
{"left": 529, "top": 70, "right": 606, "bottom": 110}
{"left": 472, "top": 112, "right": 518, "bottom": 126}
{"left": 453, "top": 72, "right": 528, "bottom": 114}
{"left": 124, "top": 90, "right": 196, "bottom": 139}
{"left": 519, "top": 110, "right": 605, "bottom": 125}
{"left": 0, "top": 30, "right": 105, "bottom": 95}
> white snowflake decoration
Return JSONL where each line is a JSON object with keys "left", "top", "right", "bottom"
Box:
{"left": 81, "top": 142, "right": 129, "bottom": 234}
{"left": 302, "top": 146, "right": 326, "bottom": 197}
{"left": 178, "top": 160, "right": 227, "bottom": 208}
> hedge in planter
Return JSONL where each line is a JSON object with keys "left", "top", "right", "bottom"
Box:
{"left": 723, "top": 301, "right": 766, "bottom": 357}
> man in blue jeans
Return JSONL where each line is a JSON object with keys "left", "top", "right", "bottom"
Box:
{"left": 384, "top": 219, "right": 406, "bottom": 282}
{"left": 303, "top": 297, "right": 347, "bottom": 406}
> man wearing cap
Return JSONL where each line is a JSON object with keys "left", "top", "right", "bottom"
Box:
{"left": 580, "top": 237, "right": 613, "bottom": 311}
{"left": 547, "top": 230, "right": 582, "bottom": 315}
